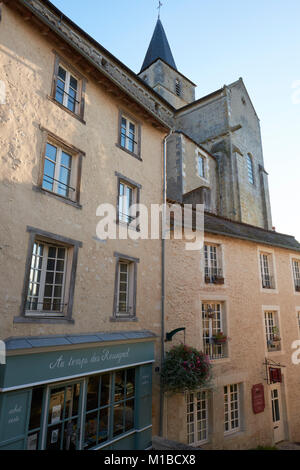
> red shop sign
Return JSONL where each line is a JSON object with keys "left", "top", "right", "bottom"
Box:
{"left": 252, "top": 383, "right": 265, "bottom": 414}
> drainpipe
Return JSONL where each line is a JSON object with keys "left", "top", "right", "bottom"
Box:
{"left": 159, "top": 128, "right": 174, "bottom": 437}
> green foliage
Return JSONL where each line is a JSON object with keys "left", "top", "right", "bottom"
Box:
{"left": 160, "top": 344, "right": 212, "bottom": 394}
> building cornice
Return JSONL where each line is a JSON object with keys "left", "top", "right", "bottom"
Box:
{"left": 12, "top": 0, "right": 175, "bottom": 129}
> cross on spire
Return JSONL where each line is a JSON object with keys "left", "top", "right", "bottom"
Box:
{"left": 157, "top": 1, "right": 162, "bottom": 19}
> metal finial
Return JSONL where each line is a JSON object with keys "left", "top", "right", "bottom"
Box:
{"left": 157, "top": 1, "right": 162, "bottom": 19}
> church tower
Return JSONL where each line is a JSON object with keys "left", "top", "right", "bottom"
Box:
{"left": 138, "top": 19, "right": 196, "bottom": 109}
{"left": 139, "top": 17, "right": 273, "bottom": 230}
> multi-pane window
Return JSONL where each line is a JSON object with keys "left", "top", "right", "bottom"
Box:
{"left": 224, "top": 384, "right": 240, "bottom": 434}
{"left": 202, "top": 303, "right": 226, "bottom": 359}
{"left": 198, "top": 155, "right": 205, "bottom": 178}
{"left": 119, "top": 182, "right": 134, "bottom": 224}
{"left": 260, "top": 253, "right": 275, "bottom": 289}
{"left": 120, "top": 116, "right": 136, "bottom": 154}
{"left": 186, "top": 391, "right": 209, "bottom": 445}
{"left": 26, "top": 241, "right": 67, "bottom": 315}
{"left": 247, "top": 154, "right": 254, "bottom": 184}
{"left": 26, "top": 368, "right": 136, "bottom": 450}
{"left": 42, "top": 143, "right": 74, "bottom": 199}
{"left": 265, "top": 311, "right": 281, "bottom": 351}
{"left": 292, "top": 259, "right": 300, "bottom": 291}
{"left": 204, "top": 244, "right": 223, "bottom": 284}
{"left": 84, "top": 374, "right": 111, "bottom": 449}
{"left": 55, "top": 65, "right": 80, "bottom": 114}
{"left": 113, "top": 253, "right": 138, "bottom": 321}
{"left": 117, "top": 262, "right": 130, "bottom": 315}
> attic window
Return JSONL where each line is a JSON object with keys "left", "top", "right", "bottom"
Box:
{"left": 175, "top": 79, "right": 181, "bottom": 97}
{"left": 241, "top": 96, "right": 246, "bottom": 105}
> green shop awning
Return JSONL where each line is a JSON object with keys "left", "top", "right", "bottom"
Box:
{"left": 0, "top": 330, "right": 156, "bottom": 391}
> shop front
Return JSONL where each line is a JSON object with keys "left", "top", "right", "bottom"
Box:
{"left": 0, "top": 331, "right": 155, "bottom": 450}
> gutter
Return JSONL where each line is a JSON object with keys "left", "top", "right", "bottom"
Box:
{"left": 159, "top": 128, "right": 174, "bottom": 437}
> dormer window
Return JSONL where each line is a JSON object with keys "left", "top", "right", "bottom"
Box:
{"left": 175, "top": 78, "right": 181, "bottom": 97}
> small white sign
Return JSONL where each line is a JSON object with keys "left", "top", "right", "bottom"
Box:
{"left": 51, "top": 405, "right": 61, "bottom": 424}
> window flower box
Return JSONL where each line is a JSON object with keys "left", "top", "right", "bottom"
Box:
{"left": 214, "top": 276, "right": 225, "bottom": 285}
{"left": 212, "top": 332, "right": 227, "bottom": 344}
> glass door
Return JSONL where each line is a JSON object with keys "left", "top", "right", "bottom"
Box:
{"left": 45, "top": 381, "right": 83, "bottom": 450}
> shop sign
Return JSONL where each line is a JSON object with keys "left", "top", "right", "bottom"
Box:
{"left": 252, "top": 383, "right": 265, "bottom": 414}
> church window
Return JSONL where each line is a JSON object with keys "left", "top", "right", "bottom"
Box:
{"left": 198, "top": 155, "right": 206, "bottom": 178}
{"left": 175, "top": 78, "right": 181, "bottom": 97}
{"left": 247, "top": 154, "right": 255, "bottom": 184}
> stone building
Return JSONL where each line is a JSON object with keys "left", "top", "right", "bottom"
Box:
{"left": 0, "top": 0, "right": 300, "bottom": 451}
{"left": 139, "top": 17, "right": 300, "bottom": 449}
{"left": 0, "top": 0, "right": 172, "bottom": 450}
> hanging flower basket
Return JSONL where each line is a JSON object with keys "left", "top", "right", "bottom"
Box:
{"left": 160, "top": 344, "right": 212, "bottom": 394}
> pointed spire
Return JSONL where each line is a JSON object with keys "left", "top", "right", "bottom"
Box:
{"left": 140, "top": 18, "right": 177, "bottom": 73}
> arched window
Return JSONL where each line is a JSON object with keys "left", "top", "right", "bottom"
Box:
{"left": 247, "top": 154, "right": 254, "bottom": 184}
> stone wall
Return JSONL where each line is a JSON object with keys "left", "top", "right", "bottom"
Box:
{"left": 164, "top": 231, "right": 300, "bottom": 449}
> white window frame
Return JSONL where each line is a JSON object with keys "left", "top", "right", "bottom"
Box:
{"left": 25, "top": 240, "right": 71, "bottom": 317}
{"left": 55, "top": 64, "right": 81, "bottom": 115}
{"left": 224, "top": 384, "right": 240, "bottom": 435}
{"left": 292, "top": 259, "right": 300, "bottom": 291}
{"left": 204, "top": 243, "right": 223, "bottom": 283}
{"left": 42, "top": 142, "right": 75, "bottom": 200}
{"left": 120, "top": 115, "right": 137, "bottom": 154}
{"left": 119, "top": 181, "right": 135, "bottom": 225}
{"left": 259, "top": 251, "right": 276, "bottom": 290}
{"left": 202, "top": 302, "right": 227, "bottom": 360}
{"left": 186, "top": 391, "right": 209, "bottom": 445}
{"left": 114, "top": 256, "right": 138, "bottom": 319}
{"left": 264, "top": 310, "right": 281, "bottom": 352}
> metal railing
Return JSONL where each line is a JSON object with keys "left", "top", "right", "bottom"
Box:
{"left": 43, "top": 174, "right": 76, "bottom": 194}
{"left": 262, "top": 275, "right": 275, "bottom": 289}
{"left": 204, "top": 267, "right": 224, "bottom": 284}
{"left": 203, "top": 338, "right": 226, "bottom": 360}
{"left": 118, "top": 211, "right": 136, "bottom": 224}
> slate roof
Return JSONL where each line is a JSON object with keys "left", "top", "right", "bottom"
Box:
{"left": 4, "top": 330, "right": 156, "bottom": 351}
{"left": 140, "top": 19, "right": 177, "bottom": 73}
{"left": 204, "top": 212, "right": 300, "bottom": 252}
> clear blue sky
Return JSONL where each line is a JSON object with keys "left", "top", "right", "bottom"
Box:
{"left": 51, "top": 0, "right": 300, "bottom": 240}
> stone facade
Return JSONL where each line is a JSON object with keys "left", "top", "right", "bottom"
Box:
{"left": 139, "top": 59, "right": 196, "bottom": 109}
{"left": 164, "top": 231, "right": 300, "bottom": 449}
{"left": 1, "top": 0, "right": 300, "bottom": 452}
{"left": 0, "top": 1, "right": 167, "bottom": 448}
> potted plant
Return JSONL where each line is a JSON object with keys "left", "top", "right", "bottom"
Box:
{"left": 272, "top": 326, "right": 281, "bottom": 342}
{"left": 160, "top": 344, "right": 212, "bottom": 394}
{"left": 212, "top": 331, "right": 227, "bottom": 344}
